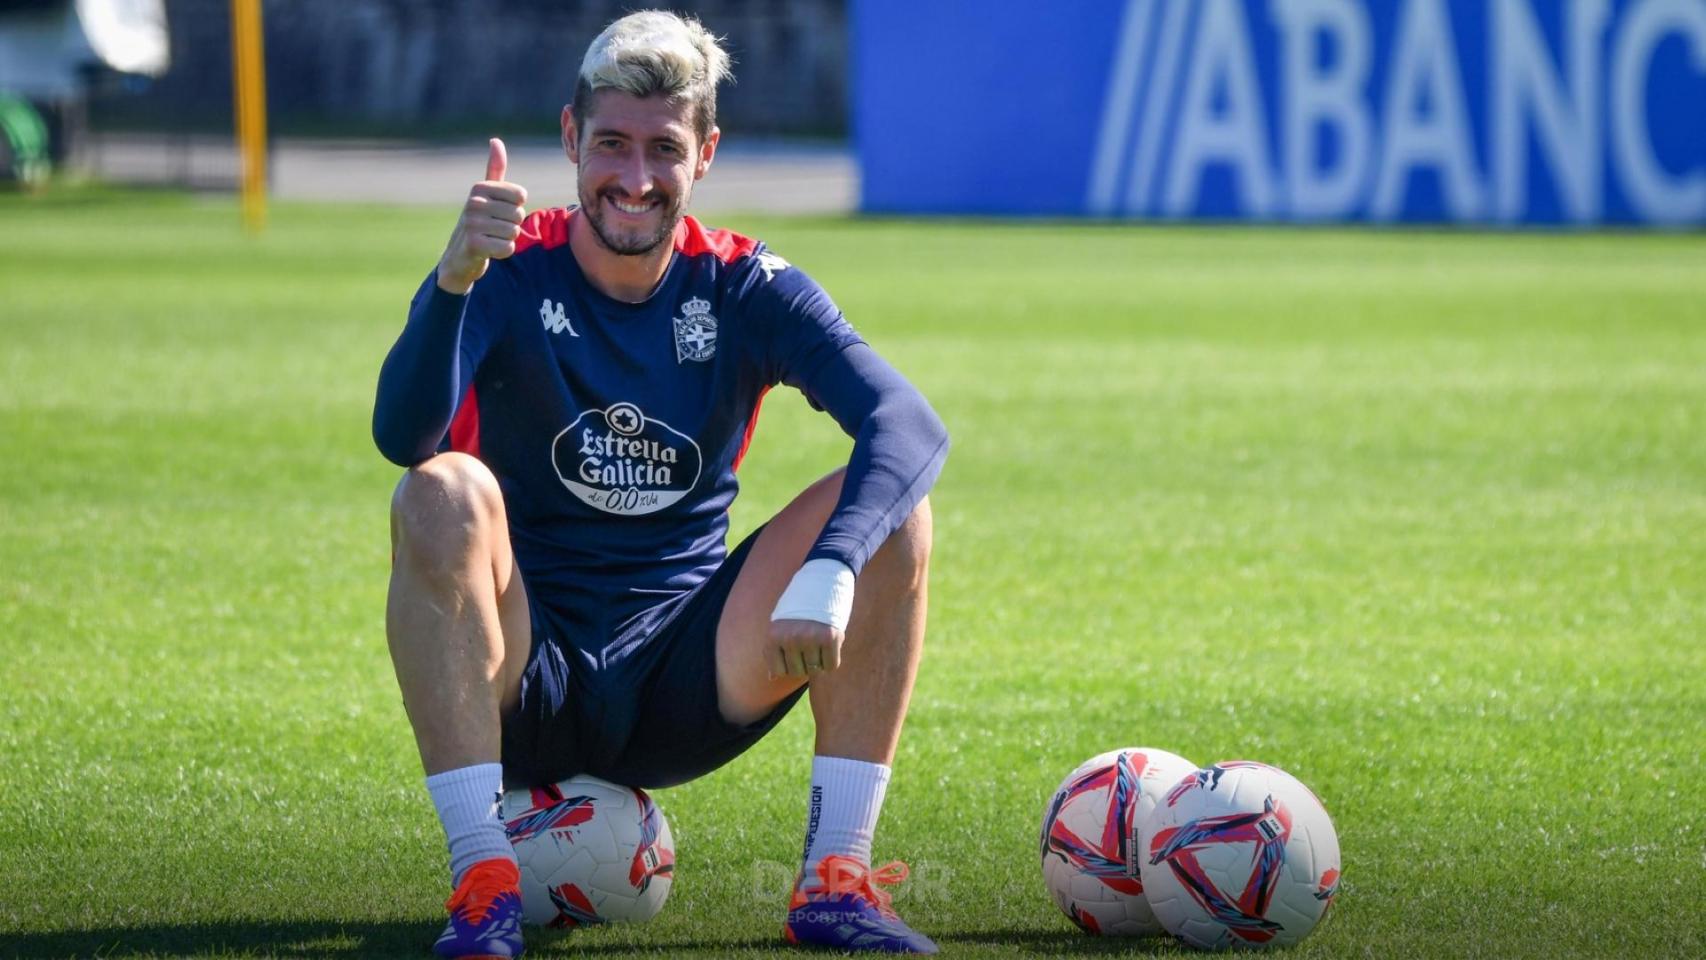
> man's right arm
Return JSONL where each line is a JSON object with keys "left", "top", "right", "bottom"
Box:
{"left": 371, "top": 139, "right": 527, "bottom": 467}
{"left": 372, "top": 280, "right": 478, "bottom": 466}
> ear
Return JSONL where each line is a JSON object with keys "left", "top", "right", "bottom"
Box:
{"left": 694, "top": 126, "right": 720, "bottom": 181}
{"left": 561, "top": 105, "right": 580, "bottom": 164}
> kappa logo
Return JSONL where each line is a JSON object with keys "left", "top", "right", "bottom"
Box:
{"left": 755, "top": 250, "right": 790, "bottom": 280}
{"left": 540, "top": 298, "right": 579, "bottom": 337}
{"left": 673, "top": 296, "right": 717, "bottom": 363}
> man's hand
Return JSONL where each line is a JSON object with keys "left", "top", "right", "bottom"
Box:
{"left": 768, "top": 618, "right": 844, "bottom": 679}
{"left": 436, "top": 138, "right": 528, "bottom": 295}
{"left": 768, "top": 558, "right": 856, "bottom": 679}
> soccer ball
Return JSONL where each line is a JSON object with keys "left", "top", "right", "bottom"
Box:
{"left": 1138, "top": 761, "right": 1340, "bottom": 949}
{"left": 501, "top": 774, "right": 675, "bottom": 927}
{"left": 1039, "top": 747, "right": 1199, "bottom": 935}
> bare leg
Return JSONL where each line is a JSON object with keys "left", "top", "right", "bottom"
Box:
{"left": 804, "top": 498, "right": 929, "bottom": 763}
{"left": 720, "top": 472, "right": 939, "bottom": 951}
{"left": 716, "top": 469, "right": 932, "bottom": 764}
{"left": 387, "top": 452, "right": 533, "bottom": 775}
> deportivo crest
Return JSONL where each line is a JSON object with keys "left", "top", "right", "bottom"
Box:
{"left": 673, "top": 297, "right": 716, "bottom": 363}
{"left": 550, "top": 402, "right": 704, "bottom": 515}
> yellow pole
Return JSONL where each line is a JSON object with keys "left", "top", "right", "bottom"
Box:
{"left": 231, "top": 0, "right": 268, "bottom": 233}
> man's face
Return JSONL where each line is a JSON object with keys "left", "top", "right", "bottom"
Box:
{"left": 563, "top": 91, "right": 718, "bottom": 257}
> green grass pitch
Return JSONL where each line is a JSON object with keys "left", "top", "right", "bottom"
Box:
{"left": 1, "top": 189, "right": 1702, "bottom": 958}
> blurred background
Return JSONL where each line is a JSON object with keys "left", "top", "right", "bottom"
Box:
{"left": 0, "top": 0, "right": 854, "bottom": 212}
{"left": 5, "top": 0, "right": 1702, "bottom": 225}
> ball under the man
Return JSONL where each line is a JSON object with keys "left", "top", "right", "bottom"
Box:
{"left": 501, "top": 774, "right": 675, "bottom": 927}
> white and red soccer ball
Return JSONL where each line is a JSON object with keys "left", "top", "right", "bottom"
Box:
{"left": 1039, "top": 747, "right": 1200, "bottom": 935}
{"left": 501, "top": 774, "right": 675, "bottom": 927}
{"left": 1139, "top": 760, "right": 1340, "bottom": 949}
{"left": 1042, "top": 753, "right": 1340, "bottom": 949}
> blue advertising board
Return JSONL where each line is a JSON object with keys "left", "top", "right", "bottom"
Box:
{"left": 853, "top": 0, "right": 1706, "bottom": 225}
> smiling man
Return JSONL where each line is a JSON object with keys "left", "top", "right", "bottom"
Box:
{"left": 371, "top": 11, "right": 948, "bottom": 958}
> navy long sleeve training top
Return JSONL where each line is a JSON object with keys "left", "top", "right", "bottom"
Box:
{"left": 373, "top": 209, "right": 948, "bottom": 634}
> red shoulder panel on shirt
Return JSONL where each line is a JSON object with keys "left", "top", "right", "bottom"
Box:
{"left": 674, "top": 215, "right": 758, "bottom": 263}
{"left": 514, "top": 207, "right": 573, "bottom": 255}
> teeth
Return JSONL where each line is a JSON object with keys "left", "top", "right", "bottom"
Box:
{"left": 611, "top": 198, "right": 653, "bottom": 214}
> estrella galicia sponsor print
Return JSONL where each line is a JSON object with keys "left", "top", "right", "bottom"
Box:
{"left": 551, "top": 402, "right": 704, "bottom": 515}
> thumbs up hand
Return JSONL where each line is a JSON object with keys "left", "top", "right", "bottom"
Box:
{"left": 436, "top": 138, "right": 529, "bottom": 295}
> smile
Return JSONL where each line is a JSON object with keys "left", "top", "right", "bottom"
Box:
{"left": 608, "top": 197, "right": 658, "bottom": 215}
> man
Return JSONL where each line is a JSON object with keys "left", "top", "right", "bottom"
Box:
{"left": 372, "top": 11, "right": 948, "bottom": 957}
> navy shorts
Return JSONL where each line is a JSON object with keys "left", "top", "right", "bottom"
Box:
{"left": 500, "top": 526, "right": 807, "bottom": 790}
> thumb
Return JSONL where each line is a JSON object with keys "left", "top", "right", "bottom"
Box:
{"left": 485, "top": 137, "right": 508, "bottom": 182}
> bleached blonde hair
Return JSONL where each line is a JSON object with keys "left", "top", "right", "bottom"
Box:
{"left": 572, "top": 11, "right": 732, "bottom": 143}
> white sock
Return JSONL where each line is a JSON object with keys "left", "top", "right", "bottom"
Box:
{"left": 800, "top": 755, "right": 892, "bottom": 879}
{"left": 426, "top": 763, "right": 516, "bottom": 886}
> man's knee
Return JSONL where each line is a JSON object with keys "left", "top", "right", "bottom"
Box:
{"left": 390, "top": 452, "right": 506, "bottom": 562}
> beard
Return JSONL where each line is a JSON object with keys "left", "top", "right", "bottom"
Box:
{"left": 580, "top": 183, "right": 689, "bottom": 257}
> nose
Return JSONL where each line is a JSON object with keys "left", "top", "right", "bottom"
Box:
{"left": 617, "top": 150, "right": 653, "bottom": 198}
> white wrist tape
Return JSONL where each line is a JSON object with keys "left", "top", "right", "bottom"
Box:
{"left": 770, "top": 558, "right": 856, "bottom": 631}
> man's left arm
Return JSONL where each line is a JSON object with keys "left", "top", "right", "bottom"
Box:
{"left": 766, "top": 340, "right": 949, "bottom": 678}
{"left": 790, "top": 343, "right": 950, "bottom": 575}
